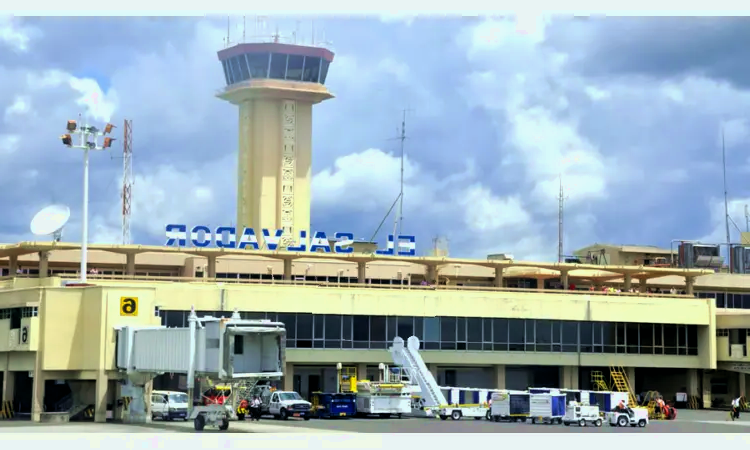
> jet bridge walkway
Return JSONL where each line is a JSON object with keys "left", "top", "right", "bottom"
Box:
{"left": 114, "top": 308, "right": 286, "bottom": 430}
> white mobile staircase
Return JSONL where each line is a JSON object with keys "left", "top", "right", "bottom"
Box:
{"left": 389, "top": 336, "right": 447, "bottom": 407}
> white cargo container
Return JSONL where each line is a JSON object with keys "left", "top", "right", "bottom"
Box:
{"left": 529, "top": 393, "right": 566, "bottom": 424}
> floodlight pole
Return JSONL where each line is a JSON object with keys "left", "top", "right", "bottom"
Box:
{"left": 66, "top": 122, "right": 111, "bottom": 283}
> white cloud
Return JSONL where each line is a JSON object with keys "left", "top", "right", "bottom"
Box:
{"left": 4, "top": 96, "right": 31, "bottom": 119}
{"left": 0, "top": 16, "right": 38, "bottom": 53}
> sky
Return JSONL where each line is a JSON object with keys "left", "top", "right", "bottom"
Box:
{"left": 1, "top": 16, "right": 750, "bottom": 261}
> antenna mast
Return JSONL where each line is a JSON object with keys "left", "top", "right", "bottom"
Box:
{"left": 390, "top": 108, "right": 412, "bottom": 240}
{"left": 722, "top": 127, "right": 731, "bottom": 249}
{"left": 557, "top": 174, "right": 569, "bottom": 263}
{"left": 122, "top": 119, "right": 133, "bottom": 244}
{"left": 745, "top": 205, "right": 749, "bottom": 233}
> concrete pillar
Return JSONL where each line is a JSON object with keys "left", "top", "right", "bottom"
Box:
{"left": 1, "top": 369, "right": 14, "bottom": 402}
{"left": 357, "top": 262, "right": 366, "bottom": 284}
{"left": 626, "top": 367, "right": 636, "bottom": 391}
{"left": 8, "top": 255, "right": 18, "bottom": 276}
{"left": 638, "top": 278, "right": 648, "bottom": 293}
{"left": 31, "top": 370, "right": 45, "bottom": 422}
{"left": 536, "top": 277, "right": 545, "bottom": 291}
{"left": 283, "top": 259, "right": 292, "bottom": 281}
{"left": 740, "top": 372, "right": 747, "bottom": 397}
{"left": 38, "top": 251, "right": 49, "bottom": 279}
{"left": 428, "top": 364, "right": 438, "bottom": 382}
{"left": 624, "top": 273, "right": 632, "bottom": 291}
{"left": 113, "top": 381, "right": 124, "bottom": 421}
{"left": 207, "top": 256, "right": 217, "bottom": 278}
{"left": 493, "top": 365, "right": 506, "bottom": 390}
{"left": 426, "top": 265, "right": 437, "bottom": 284}
{"left": 561, "top": 366, "right": 579, "bottom": 390}
{"left": 356, "top": 363, "right": 367, "bottom": 381}
{"left": 144, "top": 380, "right": 153, "bottom": 423}
{"left": 687, "top": 369, "right": 699, "bottom": 397}
{"left": 283, "top": 363, "right": 294, "bottom": 391}
{"left": 685, "top": 276, "right": 695, "bottom": 296}
{"left": 94, "top": 371, "right": 108, "bottom": 423}
{"left": 493, "top": 268, "right": 504, "bottom": 288}
{"left": 126, "top": 253, "right": 136, "bottom": 276}
{"left": 560, "top": 271, "right": 569, "bottom": 290}
{"left": 701, "top": 370, "right": 712, "bottom": 409}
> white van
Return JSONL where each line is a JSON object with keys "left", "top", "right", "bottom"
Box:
{"left": 151, "top": 390, "right": 189, "bottom": 421}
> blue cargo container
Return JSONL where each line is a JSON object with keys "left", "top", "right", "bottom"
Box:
{"left": 310, "top": 393, "right": 356, "bottom": 419}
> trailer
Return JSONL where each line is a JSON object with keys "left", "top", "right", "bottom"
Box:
{"left": 563, "top": 403, "right": 602, "bottom": 427}
{"left": 529, "top": 393, "right": 566, "bottom": 424}
{"left": 353, "top": 364, "right": 415, "bottom": 418}
{"left": 310, "top": 392, "right": 356, "bottom": 419}
{"left": 490, "top": 391, "right": 531, "bottom": 423}
{"left": 588, "top": 391, "right": 630, "bottom": 414}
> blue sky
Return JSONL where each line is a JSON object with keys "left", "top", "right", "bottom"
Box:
{"left": 1, "top": 16, "right": 750, "bottom": 260}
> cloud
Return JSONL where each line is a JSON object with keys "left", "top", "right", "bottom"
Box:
{"left": 4, "top": 17, "right": 750, "bottom": 263}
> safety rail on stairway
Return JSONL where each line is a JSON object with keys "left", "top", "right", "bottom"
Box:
{"left": 390, "top": 336, "right": 446, "bottom": 407}
{"left": 609, "top": 366, "right": 638, "bottom": 407}
{"left": 54, "top": 394, "right": 73, "bottom": 412}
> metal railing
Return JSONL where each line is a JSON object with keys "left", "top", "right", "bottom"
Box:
{"left": 0, "top": 273, "right": 692, "bottom": 299}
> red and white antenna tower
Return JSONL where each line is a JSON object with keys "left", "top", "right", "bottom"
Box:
{"left": 122, "top": 119, "right": 133, "bottom": 244}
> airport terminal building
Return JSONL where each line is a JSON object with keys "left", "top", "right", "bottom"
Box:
{"left": 1, "top": 39, "right": 749, "bottom": 423}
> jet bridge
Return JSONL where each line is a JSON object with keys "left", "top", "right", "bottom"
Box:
{"left": 114, "top": 308, "right": 286, "bottom": 428}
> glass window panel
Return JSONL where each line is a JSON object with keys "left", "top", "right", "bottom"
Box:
{"left": 286, "top": 55, "right": 304, "bottom": 81}
{"left": 325, "top": 314, "right": 341, "bottom": 340}
{"left": 229, "top": 57, "right": 242, "bottom": 83}
{"left": 627, "top": 323, "right": 639, "bottom": 354}
{"left": 342, "top": 315, "right": 352, "bottom": 340}
{"left": 677, "top": 325, "right": 687, "bottom": 347}
{"left": 687, "top": 325, "right": 698, "bottom": 349}
{"left": 440, "top": 317, "right": 456, "bottom": 343}
{"left": 296, "top": 314, "right": 312, "bottom": 340}
{"left": 387, "top": 317, "right": 397, "bottom": 340}
{"left": 508, "top": 319, "right": 524, "bottom": 343}
{"left": 716, "top": 292, "right": 726, "bottom": 308}
{"left": 424, "top": 318, "right": 439, "bottom": 342}
{"left": 313, "top": 315, "right": 324, "bottom": 340}
{"left": 593, "top": 323, "right": 603, "bottom": 345}
{"left": 397, "top": 317, "right": 414, "bottom": 339}
{"left": 743, "top": 295, "right": 750, "bottom": 309}
{"left": 562, "top": 321, "right": 578, "bottom": 346}
{"left": 277, "top": 313, "right": 296, "bottom": 339}
{"left": 302, "top": 56, "right": 321, "bottom": 82}
{"left": 493, "top": 319, "right": 508, "bottom": 343}
{"left": 525, "top": 320, "right": 535, "bottom": 343}
{"left": 320, "top": 59, "right": 330, "bottom": 84}
{"left": 535, "top": 320, "right": 551, "bottom": 344}
{"left": 221, "top": 60, "right": 231, "bottom": 85}
{"left": 468, "top": 318, "right": 482, "bottom": 342}
{"left": 246, "top": 53, "right": 269, "bottom": 78}
{"left": 353, "top": 316, "right": 369, "bottom": 342}
{"left": 457, "top": 318, "right": 467, "bottom": 342}
{"left": 269, "top": 53, "right": 287, "bottom": 79}
{"left": 663, "top": 324, "right": 677, "bottom": 348}
{"left": 236, "top": 55, "right": 250, "bottom": 80}
{"left": 414, "top": 317, "right": 423, "bottom": 340}
{"left": 639, "top": 323, "right": 653, "bottom": 347}
{"left": 370, "top": 316, "right": 386, "bottom": 342}
{"left": 165, "top": 311, "right": 184, "bottom": 328}
{"left": 483, "top": 319, "right": 493, "bottom": 342}
{"left": 552, "top": 321, "right": 562, "bottom": 344}
{"left": 580, "top": 322, "right": 593, "bottom": 352}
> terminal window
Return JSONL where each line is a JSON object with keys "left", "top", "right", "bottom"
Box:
{"left": 158, "top": 310, "right": 700, "bottom": 356}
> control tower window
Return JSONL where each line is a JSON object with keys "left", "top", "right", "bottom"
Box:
{"left": 237, "top": 55, "right": 250, "bottom": 81}
{"left": 286, "top": 54, "right": 304, "bottom": 81}
{"left": 246, "top": 52, "right": 270, "bottom": 78}
{"left": 229, "top": 57, "right": 243, "bottom": 84}
{"left": 302, "top": 57, "right": 321, "bottom": 82}
{"left": 319, "top": 59, "right": 330, "bottom": 84}
{"left": 269, "top": 53, "right": 287, "bottom": 79}
{"left": 221, "top": 60, "right": 231, "bottom": 85}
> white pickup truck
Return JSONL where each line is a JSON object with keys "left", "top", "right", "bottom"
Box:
{"left": 264, "top": 390, "right": 312, "bottom": 420}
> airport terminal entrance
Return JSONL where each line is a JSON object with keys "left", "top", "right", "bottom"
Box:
{"left": 12, "top": 371, "right": 32, "bottom": 414}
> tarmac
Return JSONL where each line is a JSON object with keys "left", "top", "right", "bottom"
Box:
{"left": 0, "top": 409, "right": 749, "bottom": 433}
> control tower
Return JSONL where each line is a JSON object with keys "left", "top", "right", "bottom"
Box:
{"left": 216, "top": 39, "right": 334, "bottom": 247}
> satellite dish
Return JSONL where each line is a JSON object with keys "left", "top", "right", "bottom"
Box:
{"left": 30, "top": 204, "right": 70, "bottom": 242}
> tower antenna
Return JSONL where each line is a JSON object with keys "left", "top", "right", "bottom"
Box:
{"left": 122, "top": 119, "right": 133, "bottom": 244}
{"left": 745, "top": 204, "right": 749, "bottom": 233}
{"left": 226, "top": 16, "right": 231, "bottom": 47}
{"left": 722, "top": 127, "right": 731, "bottom": 250}
{"left": 389, "top": 107, "right": 414, "bottom": 240}
{"left": 242, "top": 16, "right": 246, "bottom": 43}
{"left": 557, "top": 173, "right": 569, "bottom": 263}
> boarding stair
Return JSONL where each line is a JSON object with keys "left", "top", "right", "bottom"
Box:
{"left": 590, "top": 371, "right": 609, "bottom": 391}
{"left": 609, "top": 366, "right": 638, "bottom": 408}
{"left": 389, "top": 336, "right": 447, "bottom": 407}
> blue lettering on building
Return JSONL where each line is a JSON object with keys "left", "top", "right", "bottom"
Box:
{"left": 164, "top": 225, "right": 417, "bottom": 256}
